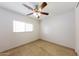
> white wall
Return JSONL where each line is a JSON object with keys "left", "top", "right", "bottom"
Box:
{"left": 41, "top": 10, "right": 75, "bottom": 49}
{"left": 0, "top": 7, "right": 39, "bottom": 52}
{"left": 75, "top": 4, "right": 79, "bottom": 55}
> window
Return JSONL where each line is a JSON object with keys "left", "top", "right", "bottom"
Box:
{"left": 25, "top": 23, "right": 33, "bottom": 31}
{"left": 13, "top": 20, "right": 33, "bottom": 32}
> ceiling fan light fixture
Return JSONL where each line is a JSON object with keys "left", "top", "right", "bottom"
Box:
{"left": 38, "top": 13, "right": 41, "bottom": 16}
{"left": 33, "top": 12, "right": 41, "bottom": 18}
{"left": 33, "top": 12, "right": 38, "bottom": 18}
{"left": 23, "top": 2, "right": 49, "bottom": 18}
{"left": 38, "top": 8, "right": 42, "bottom": 12}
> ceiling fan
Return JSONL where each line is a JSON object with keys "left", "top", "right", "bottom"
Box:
{"left": 22, "top": 2, "right": 49, "bottom": 18}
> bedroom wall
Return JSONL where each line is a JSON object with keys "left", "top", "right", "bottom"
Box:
{"left": 40, "top": 10, "right": 75, "bottom": 49}
{"left": 0, "top": 7, "right": 39, "bottom": 52}
{"left": 75, "top": 3, "right": 79, "bottom": 55}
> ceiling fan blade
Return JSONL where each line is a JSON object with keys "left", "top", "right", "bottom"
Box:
{"left": 23, "top": 4, "right": 33, "bottom": 10}
{"left": 40, "top": 2, "right": 47, "bottom": 9}
{"left": 26, "top": 13, "right": 33, "bottom": 16}
{"left": 40, "top": 12, "right": 49, "bottom": 15}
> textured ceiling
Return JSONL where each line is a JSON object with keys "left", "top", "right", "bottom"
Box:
{"left": 0, "top": 2, "right": 76, "bottom": 19}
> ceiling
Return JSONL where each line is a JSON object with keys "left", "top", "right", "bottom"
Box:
{"left": 0, "top": 2, "right": 76, "bottom": 19}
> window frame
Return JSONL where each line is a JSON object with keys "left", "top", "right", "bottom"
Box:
{"left": 13, "top": 20, "right": 33, "bottom": 32}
